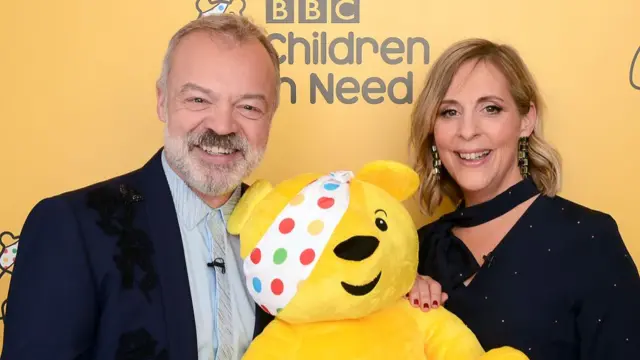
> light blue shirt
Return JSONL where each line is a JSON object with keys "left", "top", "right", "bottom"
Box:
{"left": 161, "top": 151, "right": 256, "bottom": 360}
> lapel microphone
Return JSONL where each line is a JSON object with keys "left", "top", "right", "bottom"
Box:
{"left": 483, "top": 252, "right": 495, "bottom": 268}
{"left": 207, "top": 257, "right": 226, "bottom": 274}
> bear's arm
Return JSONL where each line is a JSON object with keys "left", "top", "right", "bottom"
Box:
{"left": 243, "top": 319, "right": 299, "bottom": 360}
{"left": 400, "top": 301, "right": 486, "bottom": 359}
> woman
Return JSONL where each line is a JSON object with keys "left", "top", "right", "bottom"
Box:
{"left": 406, "top": 38, "right": 640, "bottom": 359}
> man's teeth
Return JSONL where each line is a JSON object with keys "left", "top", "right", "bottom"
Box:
{"left": 200, "top": 146, "right": 235, "bottom": 155}
{"left": 458, "top": 150, "right": 490, "bottom": 160}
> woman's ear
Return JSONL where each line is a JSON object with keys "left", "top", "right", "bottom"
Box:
{"left": 520, "top": 102, "right": 537, "bottom": 137}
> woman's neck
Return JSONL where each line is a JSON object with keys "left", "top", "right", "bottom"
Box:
{"left": 462, "top": 169, "right": 525, "bottom": 207}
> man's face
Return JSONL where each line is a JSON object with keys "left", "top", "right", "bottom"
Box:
{"left": 157, "top": 31, "right": 277, "bottom": 196}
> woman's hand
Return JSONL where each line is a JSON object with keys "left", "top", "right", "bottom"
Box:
{"left": 405, "top": 274, "right": 448, "bottom": 311}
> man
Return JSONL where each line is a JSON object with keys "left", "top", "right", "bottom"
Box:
{"left": 1, "top": 13, "right": 279, "bottom": 360}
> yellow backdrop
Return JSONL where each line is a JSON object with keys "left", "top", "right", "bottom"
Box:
{"left": 1, "top": 0, "right": 639, "bottom": 351}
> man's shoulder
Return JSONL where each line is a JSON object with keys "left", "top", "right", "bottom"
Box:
{"left": 20, "top": 170, "right": 141, "bottom": 234}
{"left": 46, "top": 166, "right": 145, "bottom": 206}
{"left": 26, "top": 151, "right": 162, "bottom": 221}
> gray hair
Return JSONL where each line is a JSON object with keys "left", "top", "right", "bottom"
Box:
{"left": 157, "top": 14, "right": 281, "bottom": 108}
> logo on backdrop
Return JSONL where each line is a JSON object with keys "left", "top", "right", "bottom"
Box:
{"left": 194, "top": 0, "right": 431, "bottom": 105}
{"left": 631, "top": 46, "right": 640, "bottom": 90}
{"left": 266, "top": 0, "right": 360, "bottom": 23}
{"left": 264, "top": 0, "right": 431, "bottom": 105}
{"left": 0, "top": 231, "right": 19, "bottom": 322}
{"left": 196, "top": 0, "right": 246, "bottom": 17}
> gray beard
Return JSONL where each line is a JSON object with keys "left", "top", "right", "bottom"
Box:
{"left": 163, "top": 126, "right": 264, "bottom": 196}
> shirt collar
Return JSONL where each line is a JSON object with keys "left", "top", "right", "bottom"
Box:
{"left": 161, "top": 150, "right": 241, "bottom": 230}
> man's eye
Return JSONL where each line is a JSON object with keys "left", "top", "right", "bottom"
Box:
{"left": 237, "top": 104, "right": 265, "bottom": 120}
{"left": 183, "top": 97, "right": 209, "bottom": 111}
{"left": 240, "top": 104, "right": 265, "bottom": 114}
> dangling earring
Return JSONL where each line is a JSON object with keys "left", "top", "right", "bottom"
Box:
{"left": 518, "top": 136, "right": 530, "bottom": 178}
{"left": 431, "top": 144, "right": 442, "bottom": 178}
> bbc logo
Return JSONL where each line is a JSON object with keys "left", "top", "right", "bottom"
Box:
{"left": 266, "top": 0, "right": 360, "bottom": 24}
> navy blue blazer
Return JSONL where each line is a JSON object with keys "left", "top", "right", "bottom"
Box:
{"left": 1, "top": 149, "right": 274, "bottom": 360}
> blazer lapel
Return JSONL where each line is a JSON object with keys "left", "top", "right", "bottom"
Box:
{"left": 253, "top": 305, "right": 275, "bottom": 338}
{"left": 135, "top": 151, "right": 274, "bottom": 348}
{"left": 137, "top": 149, "right": 198, "bottom": 359}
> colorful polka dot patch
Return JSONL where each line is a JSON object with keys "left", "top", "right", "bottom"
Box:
{"left": 243, "top": 171, "right": 354, "bottom": 316}
{"left": 1, "top": 242, "right": 18, "bottom": 270}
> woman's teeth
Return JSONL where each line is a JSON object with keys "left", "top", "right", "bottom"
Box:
{"left": 457, "top": 150, "right": 490, "bottom": 160}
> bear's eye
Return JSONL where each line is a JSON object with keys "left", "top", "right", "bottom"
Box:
{"left": 375, "top": 217, "right": 388, "bottom": 231}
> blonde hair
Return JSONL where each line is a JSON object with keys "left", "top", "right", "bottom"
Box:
{"left": 157, "top": 13, "right": 281, "bottom": 107}
{"left": 410, "top": 38, "right": 562, "bottom": 216}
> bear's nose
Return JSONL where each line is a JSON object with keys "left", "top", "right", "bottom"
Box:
{"left": 333, "top": 236, "right": 379, "bottom": 261}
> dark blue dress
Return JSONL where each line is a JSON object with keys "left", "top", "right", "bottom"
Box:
{"left": 417, "top": 186, "right": 640, "bottom": 359}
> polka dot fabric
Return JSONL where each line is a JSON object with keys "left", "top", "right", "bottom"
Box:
{"left": 1, "top": 242, "right": 18, "bottom": 270}
{"left": 243, "top": 171, "right": 354, "bottom": 315}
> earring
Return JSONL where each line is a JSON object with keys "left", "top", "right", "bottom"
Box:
{"left": 518, "top": 137, "right": 530, "bottom": 178}
{"left": 431, "top": 144, "right": 442, "bottom": 177}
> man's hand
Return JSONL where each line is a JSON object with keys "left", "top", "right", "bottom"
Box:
{"left": 405, "top": 274, "right": 448, "bottom": 311}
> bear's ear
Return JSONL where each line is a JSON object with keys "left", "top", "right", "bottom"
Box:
{"left": 227, "top": 179, "right": 273, "bottom": 236}
{"left": 355, "top": 160, "right": 419, "bottom": 202}
{"left": 229, "top": 173, "right": 324, "bottom": 259}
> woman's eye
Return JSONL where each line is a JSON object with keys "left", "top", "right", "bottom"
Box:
{"left": 485, "top": 105, "right": 503, "bottom": 113}
{"left": 440, "top": 109, "right": 457, "bottom": 117}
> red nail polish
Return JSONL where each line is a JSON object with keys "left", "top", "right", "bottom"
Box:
{"left": 414, "top": 299, "right": 419, "bottom": 305}
{"left": 423, "top": 303, "right": 429, "bottom": 309}
{"left": 432, "top": 301, "right": 438, "bottom": 307}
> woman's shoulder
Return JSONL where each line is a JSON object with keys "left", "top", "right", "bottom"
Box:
{"left": 417, "top": 214, "right": 448, "bottom": 239}
{"left": 416, "top": 194, "right": 623, "bottom": 244}
{"left": 536, "top": 195, "right": 635, "bottom": 268}
{"left": 416, "top": 195, "right": 621, "bottom": 242}
{"left": 537, "top": 194, "right": 618, "bottom": 232}
{"left": 545, "top": 196, "right": 640, "bottom": 292}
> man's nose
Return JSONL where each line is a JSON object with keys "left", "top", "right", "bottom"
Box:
{"left": 203, "top": 106, "right": 239, "bottom": 135}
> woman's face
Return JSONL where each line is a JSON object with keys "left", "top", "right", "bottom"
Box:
{"left": 433, "top": 59, "right": 536, "bottom": 204}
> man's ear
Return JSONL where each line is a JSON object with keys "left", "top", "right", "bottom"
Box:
{"left": 520, "top": 102, "right": 537, "bottom": 137}
{"left": 156, "top": 83, "right": 167, "bottom": 123}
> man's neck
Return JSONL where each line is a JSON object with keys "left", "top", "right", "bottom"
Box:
{"left": 193, "top": 187, "right": 235, "bottom": 209}
{"left": 164, "top": 154, "right": 237, "bottom": 209}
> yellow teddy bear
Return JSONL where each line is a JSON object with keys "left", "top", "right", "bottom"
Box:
{"left": 228, "top": 160, "right": 528, "bottom": 360}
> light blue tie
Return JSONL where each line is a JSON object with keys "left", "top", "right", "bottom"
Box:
{"left": 209, "top": 211, "right": 233, "bottom": 360}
